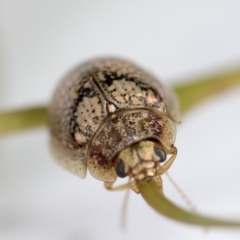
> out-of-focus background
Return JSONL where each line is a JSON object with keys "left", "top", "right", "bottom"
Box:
{"left": 1, "top": 1, "right": 240, "bottom": 240}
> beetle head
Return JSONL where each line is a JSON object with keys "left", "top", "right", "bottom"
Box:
{"left": 114, "top": 140, "right": 168, "bottom": 181}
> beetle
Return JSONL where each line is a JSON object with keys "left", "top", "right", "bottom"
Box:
{"left": 48, "top": 57, "right": 180, "bottom": 193}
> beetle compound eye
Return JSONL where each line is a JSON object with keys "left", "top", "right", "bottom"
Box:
{"left": 154, "top": 146, "right": 167, "bottom": 162}
{"left": 116, "top": 159, "right": 128, "bottom": 178}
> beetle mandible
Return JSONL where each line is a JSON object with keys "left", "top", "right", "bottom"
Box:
{"left": 48, "top": 57, "right": 180, "bottom": 193}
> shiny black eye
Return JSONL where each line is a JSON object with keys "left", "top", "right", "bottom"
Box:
{"left": 116, "top": 159, "right": 128, "bottom": 178}
{"left": 154, "top": 146, "right": 167, "bottom": 162}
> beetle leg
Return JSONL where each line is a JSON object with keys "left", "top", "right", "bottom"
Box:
{"left": 130, "top": 177, "right": 163, "bottom": 193}
{"left": 157, "top": 146, "right": 177, "bottom": 175}
{"left": 130, "top": 176, "right": 164, "bottom": 193}
{"left": 153, "top": 175, "right": 163, "bottom": 192}
{"left": 104, "top": 180, "right": 132, "bottom": 191}
{"left": 130, "top": 181, "right": 140, "bottom": 193}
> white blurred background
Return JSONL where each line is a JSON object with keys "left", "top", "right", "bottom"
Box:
{"left": 1, "top": 1, "right": 240, "bottom": 240}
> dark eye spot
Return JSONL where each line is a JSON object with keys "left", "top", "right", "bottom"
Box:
{"left": 154, "top": 147, "right": 167, "bottom": 162}
{"left": 116, "top": 159, "right": 128, "bottom": 178}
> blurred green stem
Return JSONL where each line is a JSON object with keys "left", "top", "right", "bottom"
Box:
{"left": 139, "top": 180, "right": 240, "bottom": 227}
{"left": 0, "top": 107, "right": 47, "bottom": 135}
{"left": 174, "top": 67, "right": 240, "bottom": 114}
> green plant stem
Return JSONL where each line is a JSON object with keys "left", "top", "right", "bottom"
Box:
{"left": 139, "top": 180, "right": 240, "bottom": 227}
{"left": 173, "top": 67, "right": 240, "bottom": 114}
{"left": 0, "top": 106, "right": 47, "bottom": 135}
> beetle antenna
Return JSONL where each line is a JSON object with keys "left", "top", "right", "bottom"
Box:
{"left": 120, "top": 178, "right": 131, "bottom": 230}
{"left": 165, "top": 172, "right": 196, "bottom": 212}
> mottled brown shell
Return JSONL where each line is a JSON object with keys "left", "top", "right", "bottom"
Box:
{"left": 48, "top": 57, "right": 179, "bottom": 181}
